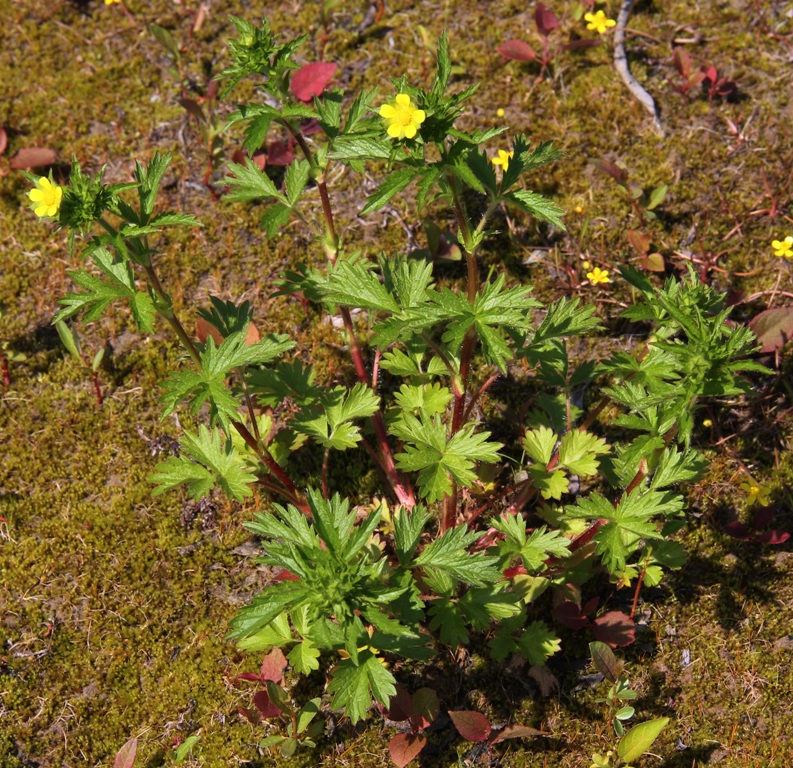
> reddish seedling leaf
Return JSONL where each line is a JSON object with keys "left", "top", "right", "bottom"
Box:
{"left": 592, "top": 611, "right": 636, "bottom": 648}
{"left": 196, "top": 317, "right": 224, "bottom": 346}
{"left": 236, "top": 705, "right": 262, "bottom": 724}
{"left": 114, "top": 737, "right": 138, "bottom": 768}
{"left": 260, "top": 647, "right": 288, "bottom": 684}
{"left": 411, "top": 687, "right": 439, "bottom": 730}
{"left": 497, "top": 39, "right": 537, "bottom": 62}
{"left": 582, "top": 596, "right": 601, "bottom": 617}
{"left": 387, "top": 685, "right": 413, "bottom": 722}
{"left": 290, "top": 62, "right": 337, "bottom": 103}
{"left": 752, "top": 507, "right": 775, "bottom": 528}
{"left": 253, "top": 690, "right": 283, "bottom": 719}
{"left": 10, "top": 146, "right": 57, "bottom": 170}
{"left": 592, "top": 158, "right": 629, "bottom": 184}
{"left": 748, "top": 307, "right": 793, "bottom": 354}
{"left": 503, "top": 564, "right": 528, "bottom": 578}
{"left": 642, "top": 253, "right": 665, "bottom": 272}
{"left": 388, "top": 732, "right": 427, "bottom": 768}
{"left": 0, "top": 126, "right": 7, "bottom": 156}
{"left": 266, "top": 141, "right": 295, "bottom": 166}
{"left": 673, "top": 47, "right": 691, "bottom": 78}
{"left": 626, "top": 230, "right": 651, "bottom": 256}
{"left": 234, "top": 672, "right": 263, "bottom": 683}
{"left": 178, "top": 97, "right": 207, "bottom": 124}
{"left": 554, "top": 601, "right": 589, "bottom": 630}
{"left": 274, "top": 568, "right": 300, "bottom": 582}
{"left": 702, "top": 64, "right": 719, "bottom": 83}
{"left": 724, "top": 520, "right": 752, "bottom": 540}
{"left": 449, "top": 710, "right": 491, "bottom": 742}
{"left": 534, "top": 2, "right": 560, "bottom": 36}
{"left": 589, "top": 641, "right": 620, "bottom": 683}
{"left": 758, "top": 529, "right": 790, "bottom": 545}
{"left": 490, "top": 724, "right": 547, "bottom": 743}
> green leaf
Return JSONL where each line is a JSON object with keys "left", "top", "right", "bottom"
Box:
{"left": 522, "top": 426, "right": 556, "bottom": 465}
{"left": 526, "top": 466, "right": 569, "bottom": 500}
{"left": 135, "top": 151, "right": 171, "bottom": 219}
{"left": 261, "top": 202, "right": 292, "bottom": 238}
{"left": 55, "top": 320, "right": 81, "bottom": 361}
{"left": 413, "top": 525, "right": 500, "bottom": 586}
{"left": 558, "top": 430, "right": 610, "bottom": 476}
{"left": 150, "top": 211, "right": 203, "bottom": 228}
{"left": 617, "top": 718, "right": 669, "bottom": 763}
{"left": 235, "top": 613, "right": 292, "bottom": 651}
{"left": 285, "top": 159, "right": 311, "bottom": 205}
{"left": 159, "top": 330, "right": 294, "bottom": 429}
{"left": 287, "top": 639, "right": 321, "bottom": 675}
{"left": 394, "top": 383, "right": 452, "bottom": 415}
{"left": 361, "top": 167, "right": 418, "bottom": 214}
{"left": 431, "top": 30, "right": 451, "bottom": 99}
{"left": 327, "top": 654, "right": 397, "bottom": 723}
{"left": 148, "top": 425, "right": 257, "bottom": 501}
{"left": 295, "top": 698, "right": 322, "bottom": 736}
{"left": 517, "top": 621, "right": 561, "bottom": 666}
{"left": 323, "top": 258, "right": 400, "bottom": 313}
{"left": 294, "top": 384, "right": 380, "bottom": 450}
{"left": 393, "top": 415, "right": 501, "bottom": 503}
{"left": 428, "top": 599, "right": 469, "bottom": 646}
{"left": 502, "top": 188, "right": 565, "bottom": 229}
{"left": 173, "top": 734, "right": 199, "bottom": 764}
{"left": 223, "top": 158, "right": 288, "bottom": 203}
{"left": 393, "top": 506, "right": 431, "bottom": 565}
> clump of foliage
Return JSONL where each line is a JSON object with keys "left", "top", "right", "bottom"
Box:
{"left": 29, "top": 15, "right": 766, "bottom": 766}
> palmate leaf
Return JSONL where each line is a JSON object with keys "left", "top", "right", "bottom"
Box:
{"left": 393, "top": 382, "right": 452, "bottom": 415}
{"left": 293, "top": 383, "right": 380, "bottom": 450}
{"left": 427, "top": 599, "right": 469, "bottom": 646}
{"left": 517, "top": 620, "right": 561, "bottom": 666}
{"left": 223, "top": 157, "right": 288, "bottom": 203}
{"left": 322, "top": 258, "right": 400, "bottom": 313}
{"left": 361, "top": 167, "right": 419, "bottom": 214}
{"left": 55, "top": 247, "right": 156, "bottom": 332}
{"left": 159, "top": 330, "right": 294, "bottom": 429}
{"left": 491, "top": 517, "right": 570, "bottom": 572}
{"left": 392, "top": 414, "right": 502, "bottom": 503}
{"left": 413, "top": 525, "right": 500, "bottom": 586}
{"left": 148, "top": 425, "right": 257, "bottom": 501}
{"left": 327, "top": 653, "right": 397, "bottom": 723}
{"left": 287, "top": 639, "right": 321, "bottom": 675}
{"left": 502, "top": 189, "right": 565, "bottom": 229}
{"left": 558, "top": 430, "right": 610, "bottom": 476}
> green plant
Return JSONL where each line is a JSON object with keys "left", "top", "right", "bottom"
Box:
{"left": 588, "top": 641, "right": 668, "bottom": 768}
{"left": 29, "top": 16, "right": 766, "bottom": 765}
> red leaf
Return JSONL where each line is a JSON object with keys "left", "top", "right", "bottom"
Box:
{"left": 626, "top": 230, "right": 651, "bottom": 256}
{"left": 591, "top": 611, "right": 636, "bottom": 648}
{"left": 196, "top": 317, "right": 224, "bottom": 346}
{"left": 490, "top": 723, "right": 547, "bottom": 743}
{"left": 388, "top": 733, "right": 427, "bottom": 768}
{"left": 260, "top": 647, "right": 288, "bottom": 684}
{"left": 554, "top": 601, "right": 589, "bottom": 630}
{"left": 701, "top": 64, "right": 718, "bottom": 83}
{"left": 504, "top": 564, "right": 528, "bottom": 578}
{"left": 114, "top": 737, "right": 137, "bottom": 768}
{"left": 266, "top": 141, "right": 295, "bottom": 166}
{"left": 534, "top": 2, "right": 560, "bottom": 36}
{"left": 0, "top": 127, "right": 7, "bottom": 156}
{"left": 561, "top": 38, "right": 602, "bottom": 51}
{"left": 497, "top": 39, "right": 537, "bottom": 62}
{"left": 752, "top": 507, "right": 775, "bottom": 529}
{"left": 757, "top": 530, "right": 790, "bottom": 545}
{"left": 724, "top": 520, "right": 752, "bottom": 540}
{"left": 449, "top": 710, "right": 491, "bottom": 742}
{"left": 253, "top": 690, "right": 282, "bottom": 719}
{"left": 589, "top": 641, "right": 620, "bottom": 683}
{"left": 178, "top": 97, "right": 207, "bottom": 124}
{"left": 275, "top": 568, "right": 300, "bottom": 582}
{"left": 673, "top": 47, "right": 691, "bottom": 77}
{"left": 10, "top": 146, "right": 57, "bottom": 170}
{"left": 387, "top": 685, "right": 413, "bottom": 722}
{"left": 236, "top": 705, "right": 262, "bottom": 724}
{"left": 234, "top": 672, "right": 263, "bottom": 683}
{"left": 749, "top": 307, "right": 793, "bottom": 354}
{"left": 410, "top": 688, "right": 439, "bottom": 731}
{"left": 290, "top": 62, "right": 337, "bottom": 103}
{"left": 592, "top": 158, "right": 629, "bottom": 184}
{"left": 581, "top": 596, "right": 601, "bottom": 617}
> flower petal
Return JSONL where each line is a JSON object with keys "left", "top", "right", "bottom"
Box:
{"left": 387, "top": 123, "right": 403, "bottom": 138}
{"left": 395, "top": 93, "right": 411, "bottom": 107}
{"left": 412, "top": 109, "right": 426, "bottom": 125}
{"left": 403, "top": 124, "right": 417, "bottom": 139}
{"left": 379, "top": 104, "right": 396, "bottom": 118}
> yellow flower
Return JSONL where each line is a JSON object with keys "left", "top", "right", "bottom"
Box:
{"left": 772, "top": 236, "right": 793, "bottom": 259}
{"left": 582, "top": 260, "right": 592, "bottom": 270}
{"left": 496, "top": 107, "right": 505, "bottom": 117}
{"left": 28, "top": 176, "right": 63, "bottom": 219}
{"left": 585, "top": 10, "right": 616, "bottom": 34}
{"left": 379, "top": 93, "right": 426, "bottom": 140}
{"left": 740, "top": 481, "right": 771, "bottom": 507}
{"left": 491, "top": 149, "right": 514, "bottom": 171}
{"left": 702, "top": 418, "right": 713, "bottom": 428}
{"left": 587, "top": 266, "right": 611, "bottom": 285}
{"left": 105, "top": 0, "right": 121, "bottom": 4}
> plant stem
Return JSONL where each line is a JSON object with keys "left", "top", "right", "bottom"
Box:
{"left": 286, "top": 121, "right": 415, "bottom": 508}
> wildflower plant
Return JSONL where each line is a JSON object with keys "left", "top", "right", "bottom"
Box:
{"left": 34, "top": 16, "right": 767, "bottom": 763}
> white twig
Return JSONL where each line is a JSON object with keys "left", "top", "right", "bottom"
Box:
{"left": 613, "top": 0, "right": 664, "bottom": 135}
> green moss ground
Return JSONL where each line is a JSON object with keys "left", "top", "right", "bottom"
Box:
{"left": 1, "top": 0, "right": 792, "bottom": 766}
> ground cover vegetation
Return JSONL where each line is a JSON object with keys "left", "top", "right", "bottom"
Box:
{"left": 1, "top": 1, "right": 792, "bottom": 767}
